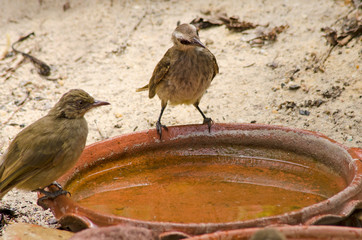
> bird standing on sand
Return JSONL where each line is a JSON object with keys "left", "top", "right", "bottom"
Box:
{"left": 137, "top": 23, "right": 219, "bottom": 138}
{"left": 0, "top": 89, "right": 110, "bottom": 206}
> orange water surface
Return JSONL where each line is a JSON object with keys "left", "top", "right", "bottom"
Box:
{"left": 67, "top": 148, "right": 346, "bottom": 223}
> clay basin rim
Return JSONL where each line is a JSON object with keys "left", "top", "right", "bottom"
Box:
{"left": 41, "top": 123, "right": 362, "bottom": 235}
{"left": 184, "top": 226, "right": 362, "bottom": 240}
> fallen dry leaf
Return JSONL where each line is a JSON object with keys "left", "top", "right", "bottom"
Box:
{"left": 249, "top": 25, "right": 289, "bottom": 46}
{"left": 322, "top": 13, "right": 361, "bottom": 46}
{"left": 190, "top": 12, "right": 259, "bottom": 32}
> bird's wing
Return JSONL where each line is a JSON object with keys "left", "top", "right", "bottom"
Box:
{"left": 0, "top": 163, "right": 44, "bottom": 195}
{"left": 0, "top": 148, "right": 65, "bottom": 195}
{"left": 148, "top": 48, "right": 172, "bottom": 98}
{"left": 0, "top": 117, "right": 66, "bottom": 193}
{"left": 211, "top": 52, "right": 219, "bottom": 81}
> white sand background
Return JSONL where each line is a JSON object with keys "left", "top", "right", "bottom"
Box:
{"left": 0, "top": 0, "right": 361, "bottom": 233}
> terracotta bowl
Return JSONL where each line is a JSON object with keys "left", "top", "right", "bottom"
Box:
{"left": 183, "top": 226, "right": 362, "bottom": 240}
{"left": 40, "top": 123, "right": 362, "bottom": 235}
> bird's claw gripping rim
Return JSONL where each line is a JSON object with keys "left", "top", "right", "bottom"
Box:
{"left": 156, "top": 121, "right": 168, "bottom": 139}
{"left": 33, "top": 184, "right": 71, "bottom": 210}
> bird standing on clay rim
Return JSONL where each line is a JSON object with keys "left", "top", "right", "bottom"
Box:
{"left": 137, "top": 23, "right": 219, "bottom": 138}
{"left": 0, "top": 89, "right": 110, "bottom": 210}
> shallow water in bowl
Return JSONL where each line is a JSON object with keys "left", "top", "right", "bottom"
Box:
{"left": 68, "top": 149, "right": 346, "bottom": 223}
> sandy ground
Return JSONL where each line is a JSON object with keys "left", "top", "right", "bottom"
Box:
{"left": 0, "top": 0, "right": 361, "bottom": 234}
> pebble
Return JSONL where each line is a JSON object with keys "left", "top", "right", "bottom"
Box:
{"left": 289, "top": 84, "right": 301, "bottom": 90}
{"left": 70, "top": 225, "right": 156, "bottom": 240}
{"left": 299, "top": 109, "right": 310, "bottom": 116}
{"left": 115, "top": 113, "right": 123, "bottom": 118}
{"left": 3, "top": 223, "right": 73, "bottom": 240}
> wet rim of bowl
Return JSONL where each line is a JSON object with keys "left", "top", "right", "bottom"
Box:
{"left": 40, "top": 123, "right": 362, "bottom": 235}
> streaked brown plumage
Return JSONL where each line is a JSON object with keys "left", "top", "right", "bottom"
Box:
{"left": 137, "top": 23, "right": 219, "bottom": 137}
{"left": 0, "top": 89, "right": 110, "bottom": 202}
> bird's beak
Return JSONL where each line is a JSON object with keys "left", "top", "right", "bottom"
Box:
{"left": 192, "top": 37, "right": 206, "bottom": 48}
{"left": 92, "top": 100, "right": 110, "bottom": 108}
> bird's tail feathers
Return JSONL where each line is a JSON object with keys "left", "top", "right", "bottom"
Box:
{"left": 136, "top": 84, "right": 149, "bottom": 92}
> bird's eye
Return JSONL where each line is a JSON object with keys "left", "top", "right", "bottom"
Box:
{"left": 180, "top": 39, "right": 191, "bottom": 45}
{"left": 76, "top": 100, "right": 84, "bottom": 106}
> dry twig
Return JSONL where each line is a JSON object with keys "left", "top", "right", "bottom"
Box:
{"left": 12, "top": 32, "right": 51, "bottom": 76}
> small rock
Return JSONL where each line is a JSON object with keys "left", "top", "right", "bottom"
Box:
{"left": 322, "top": 86, "right": 343, "bottom": 99}
{"left": 70, "top": 225, "right": 157, "bottom": 240}
{"left": 271, "top": 86, "right": 280, "bottom": 92}
{"left": 3, "top": 223, "right": 74, "bottom": 239}
{"left": 314, "top": 99, "right": 324, "bottom": 107}
{"left": 299, "top": 109, "right": 310, "bottom": 116}
{"left": 57, "top": 80, "right": 65, "bottom": 86}
{"left": 278, "top": 101, "right": 296, "bottom": 110}
{"left": 303, "top": 100, "right": 313, "bottom": 107}
{"left": 63, "top": 2, "right": 70, "bottom": 11}
{"left": 266, "top": 62, "right": 278, "bottom": 69}
{"left": 286, "top": 101, "right": 296, "bottom": 109}
{"left": 289, "top": 84, "right": 301, "bottom": 90}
